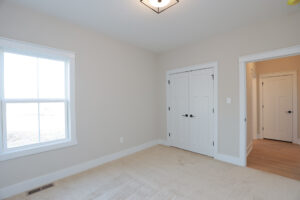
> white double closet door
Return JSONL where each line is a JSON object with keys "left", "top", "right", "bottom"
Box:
{"left": 169, "top": 68, "right": 214, "bottom": 157}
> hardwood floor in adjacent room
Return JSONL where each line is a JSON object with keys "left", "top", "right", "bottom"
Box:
{"left": 8, "top": 145, "right": 300, "bottom": 200}
{"left": 247, "top": 139, "right": 300, "bottom": 181}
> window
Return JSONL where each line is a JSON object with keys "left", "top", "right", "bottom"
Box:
{"left": 0, "top": 38, "right": 76, "bottom": 161}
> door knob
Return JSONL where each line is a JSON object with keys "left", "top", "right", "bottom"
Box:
{"left": 287, "top": 110, "right": 293, "bottom": 114}
{"left": 190, "top": 114, "right": 194, "bottom": 118}
{"left": 182, "top": 114, "right": 188, "bottom": 117}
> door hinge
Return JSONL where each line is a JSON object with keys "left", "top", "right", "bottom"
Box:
{"left": 212, "top": 108, "right": 215, "bottom": 113}
{"left": 168, "top": 107, "right": 171, "bottom": 111}
{"left": 213, "top": 141, "right": 215, "bottom": 146}
{"left": 211, "top": 74, "right": 214, "bottom": 80}
{"left": 262, "top": 82, "right": 264, "bottom": 86}
{"left": 168, "top": 133, "right": 171, "bottom": 137}
{"left": 262, "top": 127, "right": 264, "bottom": 131}
{"left": 244, "top": 118, "right": 247, "bottom": 122}
{"left": 168, "top": 80, "right": 170, "bottom": 85}
{"left": 262, "top": 105, "right": 264, "bottom": 109}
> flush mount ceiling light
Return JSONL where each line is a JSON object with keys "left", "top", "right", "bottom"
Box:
{"left": 140, "top": 0, "right": 179, "bottom": 14}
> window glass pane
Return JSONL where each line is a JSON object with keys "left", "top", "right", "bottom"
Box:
{"left": 40, "top": 102, "right": 66, "bottom": 143}
{"left": 6, "top": 103, "right": 39, "bottom": 149}
{"left": 38, "top": 58, "right": 65, "bottom": 99}
{"left": 4, "top": 53, "right": 38, "bottom": 99}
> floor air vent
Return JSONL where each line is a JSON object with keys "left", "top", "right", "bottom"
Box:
{"left": 27, "top": 183, "right": 54, "bottom": 195}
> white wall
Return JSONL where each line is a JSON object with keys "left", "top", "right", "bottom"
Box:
{"left": 158, "top": 11, "right": 300, "bottom": 157}
{"left": 0, "top": 2, "right": 159, "bottom": 188}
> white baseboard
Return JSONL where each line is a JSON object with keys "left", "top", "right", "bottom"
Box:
{"left": 257, "top": 132, "right": 263, "bottom": 139}
{"left": 293, "top": 138, "right": 300, "bottom": 145}
{"left": 253, "top": 132, "right": 258, "bottom": 140}
{"left": 0, "top": 139, "right": 246, "bottom": 199}
{"left": 0, "top": 140, "right": 160, "bottom": 199}
{"left": 160, "top": 140, "right": 244, "bottom": 167}
{"left": 214, "top": 153, "right": 244, "bottom": 166}
{"left": 157, "top": 139, "right": 169, "bottom": 146}
{"left": 247, "top": 142, "right": 253, "bottom": 156}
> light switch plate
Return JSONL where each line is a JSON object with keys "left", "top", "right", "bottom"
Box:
{"left": 226, "top": 97, "right": 232, "bottom": 104}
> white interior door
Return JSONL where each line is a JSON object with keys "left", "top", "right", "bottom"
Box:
{"left": 169, "top": 68, "right": 214, "bottom": 157}
{"left": 170, "top": 72, "right": 189, "bottom": 149}
{"left": 262, "top": 75, "right": 293, "bottom": 142}
{"left": 189, "top": 69, "right": 214, "bottom": 156}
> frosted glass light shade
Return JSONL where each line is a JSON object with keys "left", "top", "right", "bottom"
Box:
{"left": 140, "top": 0, "right": 179, "bottom": 14}
{"left": 149, "top": 0, "right": 171, "bottom": 7}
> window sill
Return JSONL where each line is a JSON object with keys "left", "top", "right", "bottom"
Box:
{"left": 0, "top": 139, "right": 77, "bottom": 161}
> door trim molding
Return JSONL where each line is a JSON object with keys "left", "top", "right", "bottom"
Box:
{"left": 239, "top": 45, "right": 300, "bottom": 167}
{"left": 259, "top": 71, "right": 298, "bottom": 143}
{"left": 166, "top": 62, "right": 219, "bottom": 159}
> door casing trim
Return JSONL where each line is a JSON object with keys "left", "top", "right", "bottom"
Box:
{"left": 239, "top": 45, "right": 300, "bottom": 167}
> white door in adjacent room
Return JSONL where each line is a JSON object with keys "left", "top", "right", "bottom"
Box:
{"left": 262, "top": 75, "right": 294, "bottom": 142}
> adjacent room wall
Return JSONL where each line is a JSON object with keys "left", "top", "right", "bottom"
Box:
{"left": 0, "top": 2, "right": 159, "bottom": 188}
{"left": 158, "top": 11, "right": 300, "bottom": 157}
{"left": 255, "top": 55, "right": 300, "bottom": 138}
{"left": 246, "top": 62, "right": 257, "bottom": 154}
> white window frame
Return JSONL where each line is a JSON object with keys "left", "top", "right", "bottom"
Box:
{"left": 0, "top": 37, "right": 77, "bottom": 161}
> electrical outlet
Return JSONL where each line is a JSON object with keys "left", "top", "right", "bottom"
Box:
{"left": 120, "top": 137, "right": 124, "bottom": 144}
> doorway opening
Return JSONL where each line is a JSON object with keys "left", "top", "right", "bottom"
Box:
{"left": 244, "top": 54, "right": 300, "bottom": 180}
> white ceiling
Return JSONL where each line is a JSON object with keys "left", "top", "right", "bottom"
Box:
{"left": 4, "top": 0, "right": 300, "bottom": 52}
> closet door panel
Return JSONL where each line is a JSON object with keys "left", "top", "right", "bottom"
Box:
{"left": 170, "top": 72, "right": 190, "bottom": 149}
{"left": 189, "top": 69, "right": 214, "bottom": 156}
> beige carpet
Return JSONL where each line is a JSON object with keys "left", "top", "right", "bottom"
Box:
{"left": 7, "top": 145, "right": 300, "bottom": 200}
